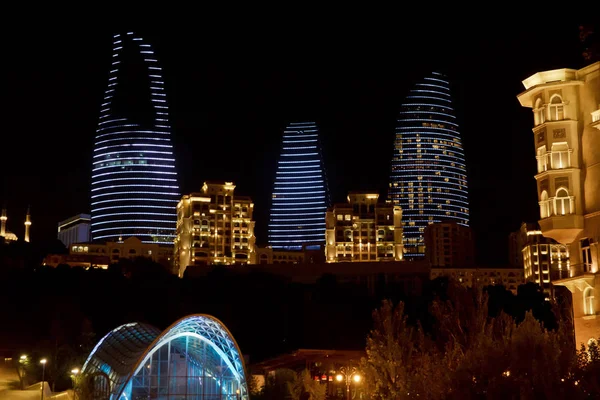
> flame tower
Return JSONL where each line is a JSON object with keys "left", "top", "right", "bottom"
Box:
{"left": 91, "top": 32, "right": 179, "bottom": 244}
{"left": 388, "top": 72, "right": 469, "bottom": 259}
{"left": 268, "top": 122, "right": 330, "bottom": 250}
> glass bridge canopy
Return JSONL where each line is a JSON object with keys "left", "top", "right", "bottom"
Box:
{"left": 81, "top": 314, "right": 249, "bottom": 400}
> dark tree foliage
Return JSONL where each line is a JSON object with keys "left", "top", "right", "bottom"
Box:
{"left": 0, "top": 245, "right": 560, "bottom": 393}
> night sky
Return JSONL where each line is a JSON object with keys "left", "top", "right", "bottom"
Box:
{"left": 1, "top": 19, "right": 593, "bottom": 265}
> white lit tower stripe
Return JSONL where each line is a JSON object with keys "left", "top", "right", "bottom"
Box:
{"left": 268, "top": 122, "right": 330, "bottom": 250}
{"left": 388, "top": 72, "right": 470, "bottom": 259}
{"left": 90, "top": 32, "right": 179, "bottom": 244}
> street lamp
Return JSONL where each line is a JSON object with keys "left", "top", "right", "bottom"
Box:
{"left": 335, "top": 366, "right": 361, "bottom": 400}
{"left": 40, "top": 359, "right": 47, "bottom": 400}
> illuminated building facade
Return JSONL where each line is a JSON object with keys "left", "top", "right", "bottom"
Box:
{"left": 324, "top": 192, "right": 403, "bottom": 262}
{"left": 91, "top": 32, "right": 179, "bottom": 245}
{"left": 57, "top": 213, "right": 91, "bottom": 248}
{"left": 517, "top": 61, "right": 600, "bottom": 347}
{"left": 175, "top": 182, "right": 256, "bottom": 277}
{"left": 43, "top": 236, "right": 173, "bottom": 271}
{"left": 255, "top": 246, "right": 324, "bottom": 264}
{"left": 268, "top": 122, "right": 329, "bottom": 250}
{"left": 81, "top": 314, "right": 249, "bottom": 400}
{"left": 508, "top": 222, "right": 569, "bottom": 294}
{"left": 388, "top": 72, "right": 469, "bottom": 260}
{"left": 423, "top": 221, "right": 474, "bottom": 268}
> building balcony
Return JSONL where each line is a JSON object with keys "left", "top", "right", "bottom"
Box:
{"left": 592, "top": 108, "right": 600, "bottom": 130}
{"left": 538, "top": 214, "right": 584, "bottom": 244}
{"left": 553, "top": 264, "right": 596, "bottom": 291}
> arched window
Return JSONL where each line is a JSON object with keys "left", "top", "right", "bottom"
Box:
{"left": 534, "top": 98, "right": 545, "bottom": 125}
{"left": 549, "top": 95, "right": 565, "bottom": 121}
{"left": 551, "top": 142, "right": 570, "bottom": 169}
{"left": 539, "top": 190, "right": 550, "bottom": 219}
{"left": 585, "top": 287, "right": 595, "bottom": 315}
{"left": 537, "top": 145, "right": 548, "bottom": 172}
{"left": 554, "top": 188, "right": 572, "bottom": 215}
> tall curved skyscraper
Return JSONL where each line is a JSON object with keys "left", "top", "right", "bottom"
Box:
{"left": 388, "top": 72, "right": 469, "bottom": 259}
{"left": 91, "top": 32, "right": 179, "bottom": 244}
{"left": 268, "top": 122, "right": 330, "bottom": 250}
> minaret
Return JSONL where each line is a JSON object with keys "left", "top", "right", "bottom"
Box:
{"left": 24, "top": 206, "right": 31, "bottom": 243}
{"left": 1, "top": 206, "right": 6, "bottom": 237}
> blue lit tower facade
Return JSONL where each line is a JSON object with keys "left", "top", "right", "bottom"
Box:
{"left": 268, "top": 122, "right": 330, "bottom": 250}
{"left": 388, "top": 72, "right": 469, "bottom": 259}
{"left": 91, "top": 32, "right": 179, "bottom": 244}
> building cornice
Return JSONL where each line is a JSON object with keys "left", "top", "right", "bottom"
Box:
{"left": 534, "top": 167, "right": 580, "bottom": 180}
{"left": 585, "top": 210, "right": 600, "bottom": 220}
{"left": 518, "top": 80, "right": 584, "bottom": 107}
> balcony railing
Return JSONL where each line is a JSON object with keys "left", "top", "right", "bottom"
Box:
{"left": 539, "top": 196, "right": 575, "bottom": 218}
{"left": 536, "top": 150, "right": 572, "bottom": 173}
{"left": 592, "top": 109, "right": 600, "bottom": 130}
{"left": 567, "top": 263, "right": 594, "bottom": 278}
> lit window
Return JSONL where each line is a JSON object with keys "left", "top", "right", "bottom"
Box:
{"left": 584, "top": 288, "right": 595, "bottom": 315}
{"left": 554, "top": 188, "right": 572, "bottom": 215}
{"left": 536, "top": 145, "right": 548, "bottom": 173}
{"left": 534, "top": 98, "right": 545, "bottom": 125}
{"left": 539, "top": 190, "right": 550, "bottom": 219}
{"left": 549, "top": 95, "right": 565, "bottom": 121}
{"left": 550, "top": 142, "right": 570, "bottom": 169}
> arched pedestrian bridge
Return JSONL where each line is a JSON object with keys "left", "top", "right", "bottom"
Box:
{"left": 81, "top": 314, "right": 248, "bottom": 399}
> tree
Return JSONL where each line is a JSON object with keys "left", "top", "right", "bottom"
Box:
{"left": 15, "top": 355, "right": 31, "bottom": 389}
{"left": 572, "top": 338, "right": 600, "bottom": 395}
{"left": 247, "top": 374, "right": 263, "bottom": 399}
{"left": 288, "top": 369, "right": 326, "bottom": 400}
{"left": 360, "top": 299, "right": 442, "bottom": 399}
{"left": 259, "top": 368, "right": 296, "bottom": 400}
{"left": 362, "top": 278, "right": 581, "bottom": 399}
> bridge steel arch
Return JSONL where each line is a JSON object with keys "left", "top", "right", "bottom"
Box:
{"left": 81, "top": 314, "right": 249, "bottom": 399}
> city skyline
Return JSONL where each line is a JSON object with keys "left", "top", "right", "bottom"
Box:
{"left": 0, "top": 21, "right": 593, "bottom": 264}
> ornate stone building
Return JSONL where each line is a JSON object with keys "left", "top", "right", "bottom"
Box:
{"left": 517, "top": 61, "right": 600, "bottom": 347}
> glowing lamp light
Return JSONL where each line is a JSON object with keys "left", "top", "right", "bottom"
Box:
{"left": 71, "top": 369, "right": 79, "bottom": 375}
{"left": 336, "top": 374, "right": 343, "bottom": 382}
{"left": 353, "top": 374, "right": 361, "bottom": 383}
{"left": 20, "top": 355, "right": 27, "bottom": 360}
{"left": 40, "top": 359, "right": 47, "bottom": 365}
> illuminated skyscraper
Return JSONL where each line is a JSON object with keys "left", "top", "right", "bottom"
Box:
{"left": 91, "top": 32, "right": 179, "bottom": 244}
{"left": 388, "top": 72, "right": 469, "bottom": 259}
{"left": 268, "top": 122, "right": 329, "bottom": 250}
